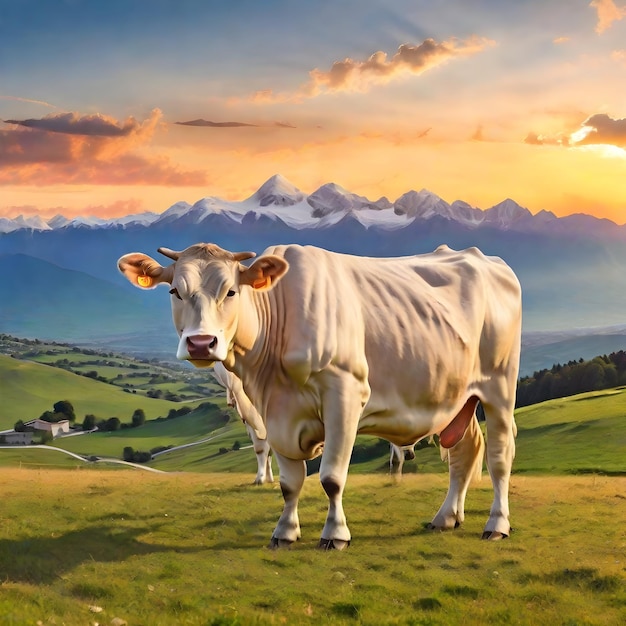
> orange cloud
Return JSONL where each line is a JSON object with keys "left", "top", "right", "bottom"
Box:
{"left": 524, "top": 113, "right": 626, "bottom": 150}
{"left": 524, "top": 131, "right": 570, "bottom": 146}
{"left": 571, "top": 113, "right": 626, "bottom": 147}
{"left": 590, "top": 0, "right": 626, "bottom": 34}
{"left": 250, "top": 36, "right": 496, "bottom": 103}
{"left": 0, "top": 109, "right": 208, "bottom": 186}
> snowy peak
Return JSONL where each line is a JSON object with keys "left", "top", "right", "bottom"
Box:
{"left": 484, "top": 199, "right": 532, "bottom": 228}
{"left": 246, "top": 174, "right": 305, "bottom": 207}
{"left": 48, "top": 214, "right": 70, "bottom": 229}
{"left": 0, "top": 214, "right": 52, "bottom": 232}
{"left": 308, "top": 182, "right": 360, "bottom": 216}
{"left": 394, "top": 189, "right": 452, "bottom": 219}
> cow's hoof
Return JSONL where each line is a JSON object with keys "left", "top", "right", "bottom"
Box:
{"left": 481, "top": 531, "right": 508, "bottom": 541}
{"left": 317, "top": 538, "right": 350, "bottom": 551}
{"left": 267, "top": 536, "right": 294, "bottom": 550}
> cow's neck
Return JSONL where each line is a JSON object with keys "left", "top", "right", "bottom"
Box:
{"left": 230, "top": 287, "right": 281, "bottom": 407}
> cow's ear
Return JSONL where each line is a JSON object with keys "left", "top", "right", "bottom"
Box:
{"left": 239, "top": 255, "right": 289, "bottom": 291}
{"left": 118, "top": 253, "right": 174, "bottom": 289}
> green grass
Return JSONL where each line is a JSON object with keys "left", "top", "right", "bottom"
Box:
{"left": 0, "top": 471, "right": 624, "bottom": 625}
{"left": 54, "top": 402, "right": 232, "bottom": 458}
{"left": 514, "top": 387, "right": 626, "bottom": 475}
{"left": 0, "top": 355, "right": 202, "bottom": 429}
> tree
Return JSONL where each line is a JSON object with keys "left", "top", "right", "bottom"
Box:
{"left": 105, "top": 417, "right": 121, "bottom": 431}
{"left": 39, "top": 430, "right": 53, "bottom": 444}
{"left": 82, "top": 414, "right": 97, "bottom": 431}
{"left": 14, "top": 419, "right": 25, "bottom": 432}
{"left": 123, "top": 446, "right": 134, "bottom": 462}
{"left": 131, "top": 408, "right": 146, "bottom": 428}
{"left": 53, "top": 400, "right": 76, "bottom": 422}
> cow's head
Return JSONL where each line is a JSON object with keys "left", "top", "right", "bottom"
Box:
{"left": 117, "top": 243, "right": 288, "bottom": 365}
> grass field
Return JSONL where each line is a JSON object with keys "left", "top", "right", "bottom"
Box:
{"left": 2, "top": 337, "right": 625, "bottom": 624}
{"left": 0, "top": 355, "right": 204, "bottom": 429}
{"left": 0, "top": 470, "right": 624, "bottom": 625}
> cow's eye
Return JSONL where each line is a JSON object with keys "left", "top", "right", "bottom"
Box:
{"left": 226, "top": 289, "right": 237, "bottom": 297}
{"left": 169, "top": 288, "right": 182, "bottom": 300}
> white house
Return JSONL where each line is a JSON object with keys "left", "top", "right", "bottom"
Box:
{"left": 26, "top": 419, "right": 71, "bottom": 438}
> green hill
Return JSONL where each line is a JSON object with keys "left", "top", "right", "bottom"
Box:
{"left": 0, "top": 354, "right": 201, "bottom": 429}
{"left": 2, "top": 349, "right": 625, "bottom": 476}
{"left": 150, "top": 386, "right": 626, "bottom": 476}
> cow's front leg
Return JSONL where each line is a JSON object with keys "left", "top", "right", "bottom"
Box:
{"left": 268, "top": 451, "right": 305, "bottom": 548}
{"left": 318, "top": 374, "right": 365, "bottom": 550}
{"left": 253, "top": 439, "right": 273, "bottom": 485}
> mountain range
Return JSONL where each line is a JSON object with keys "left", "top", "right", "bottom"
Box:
{"left": 2, "top": 174, "right": 624, "bottom": 238}
{"left": 2, "top": 174, "right": 626, "bottom": 374}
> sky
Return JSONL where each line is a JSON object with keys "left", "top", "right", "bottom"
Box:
{"left": 1, "top": 0, "right": 626, "bottom": 223}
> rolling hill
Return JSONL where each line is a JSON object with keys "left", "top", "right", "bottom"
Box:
{"left": 3, "top": 345, "right": 624, "bottom": 477}
{"left": 0, "top": 354, "right": 200, "bottom": 429}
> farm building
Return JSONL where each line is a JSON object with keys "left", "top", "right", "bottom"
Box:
{"left": 25, "top": 419, "right": 71, "bottom": 438}
{"left": 1, "top": 431, "right": 34, "bottom": 445}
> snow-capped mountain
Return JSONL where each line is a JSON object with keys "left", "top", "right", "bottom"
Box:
{"left": 246, "top": 173, "right": 306, "bottom": 207}
{"left": 1, "top": 174, "right": 624, "bottom": 239}
{"left": 0, "top": 214, "right": 52, "bottom": 233}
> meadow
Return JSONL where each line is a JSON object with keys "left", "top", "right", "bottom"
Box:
{"left": 1, "top": 339, "right": 625, "bottom": 624}
{"left": 0, "top": 470, "right": 624, "bottom": 625}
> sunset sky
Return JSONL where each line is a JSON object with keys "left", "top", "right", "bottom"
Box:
{"left": 1, "top": 0, "right": 626, "bottom": 223}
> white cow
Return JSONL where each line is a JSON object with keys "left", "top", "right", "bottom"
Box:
{"left": 389, "top": 443, "right": 416, "bottom": 476}
{"left": 212, "top": 361, "right": 274, "bottom": 485}
{"left": 118, "top": 242, "right": 521, "bottom": 549}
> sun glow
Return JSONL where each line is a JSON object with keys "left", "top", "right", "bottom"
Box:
{"left": 570, "top": 125, "right": 594, "bottom": 143}
{"left": 575, "top": 143, "right": 626, "bottom": 159}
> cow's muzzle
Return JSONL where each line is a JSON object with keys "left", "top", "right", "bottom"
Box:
{"left": 186, "top": 334, "right": 218, "bottom": 359}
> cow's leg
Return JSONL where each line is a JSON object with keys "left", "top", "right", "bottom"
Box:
{"left": 265, "top": 449, "right": 274, "bottom": 483}
{"left": 253, "top": 439, "right": 272, "bottom": 485}
{"left": 482, "top": 399, "right": 516, "bottom": 540}
{"left": 318, "top": 376, "right": 364, "bottom": 550}
{"left": 429, "top": 412, "right": 484, "bottom": 531}
{"left": 389, "top": 444, "right": 404, "bottom": 476}
{"left": 268, "top": 451, "right": 306, "bottom": 548}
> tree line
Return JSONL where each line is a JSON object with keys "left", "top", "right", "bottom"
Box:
{"left": 516, "top": 351, "right": 626, "bottom": 407}
{"left": 14, "top": 401, "right": 147, "bottom": 433}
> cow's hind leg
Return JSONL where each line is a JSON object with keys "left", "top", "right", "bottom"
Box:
{"left": 268, "top": 452, "right": 305, "bottom": 548}
{"left": 482, "top": 399, "right": 516, "bottom": 540}
{"left": 429, "top": 410, "right": 484, "bottom": 531}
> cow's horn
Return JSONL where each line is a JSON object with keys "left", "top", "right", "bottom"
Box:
{"left": 233, "top": 251, "right": 256, "bottom": 262}
{"left": 157, "top": 247, "right": 181, "bottom": 261}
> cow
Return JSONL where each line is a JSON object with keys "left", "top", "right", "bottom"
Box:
{"left": 212, "top": 361, "right": 274, "bottom": 485}
{"left": 389, "top": 443, "right": 415, "bottom": 476}
{"left": 118, "top": 242, "right": 521, "bottom": 549}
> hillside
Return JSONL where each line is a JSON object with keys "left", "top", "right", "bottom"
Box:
{"left": 10, "top": 385, "right": 623, "bottom": 477}
{"left": 0, "top": 354, "right": 203, "bottom": 429}
{"left": 0, "top": 253, "right": 172, "bottom": 344}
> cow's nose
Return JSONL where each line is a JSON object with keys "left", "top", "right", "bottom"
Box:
{"left": 186, "top": 334, "right": 218, "bottom": 358}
